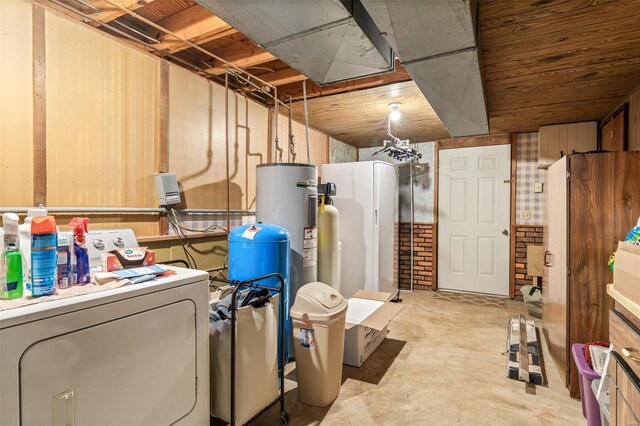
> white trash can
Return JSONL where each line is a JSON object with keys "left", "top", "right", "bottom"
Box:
{"left": 290, "top": 282, "right": 348, "bottom": 407}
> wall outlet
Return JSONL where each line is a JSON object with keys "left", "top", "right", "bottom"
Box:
{"left": 533, "top": 182, "right": 543, "bottom": 193}
{"left": 520, "top": 210, "right": 532, "bottom": 220}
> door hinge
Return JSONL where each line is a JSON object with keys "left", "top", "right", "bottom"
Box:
{"left": 567, "top": 266, "right": 571, "bottom": 276}
{"left": 566, "top": 171, "right": 571, "bottom": 179}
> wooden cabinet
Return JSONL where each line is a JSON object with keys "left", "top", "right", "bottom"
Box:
{"left": 542, "top": 152, "right": 640, "bottom": 399}
{"left": 601, "top": 106, "right": 628, "bottom": 152}
{"left": 538, "top": 121, "right": 597, "bottom": 168}
{"left": 608, "top": 310, "right": 640, "bottom": 425}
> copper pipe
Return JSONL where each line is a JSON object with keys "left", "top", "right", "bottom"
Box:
{"left": 225, "top": 72, "right": 231, "bottom": 233}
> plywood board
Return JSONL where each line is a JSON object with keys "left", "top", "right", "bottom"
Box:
{"left": 291, "top": 81, "right": 449, "bottom": 148}
{"left": 45, "top": 11, "right": 159, "bottom": 210}
{"left": 167, "top": 65, "right": 269, "bottom": 211}
{"left": 527, "top": 245, "right": 545, "bottom": 278}
{"left": 0, "top": 0, "right": 34, "bottom": 206}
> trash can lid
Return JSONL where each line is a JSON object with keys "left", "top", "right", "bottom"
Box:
{"left": 290, "top": 282, "right": 348, "bottom": 323}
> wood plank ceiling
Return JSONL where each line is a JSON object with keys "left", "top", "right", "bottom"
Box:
{"left": 37, "top": 0, "right": 640, "bottom": 147}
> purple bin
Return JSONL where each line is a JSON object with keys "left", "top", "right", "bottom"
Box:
{"left": 572, "top": 343, "right": 602, "bottom": 426}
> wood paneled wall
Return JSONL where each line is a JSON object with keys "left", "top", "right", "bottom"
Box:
{"left": 0, "top": 2, "right": 274, "bottom": 237}
{"left": 0, "top": 0, "right": 33, "bottom": 206}
{"left": 630, "top": 87, "right": 640, "bottom": 151}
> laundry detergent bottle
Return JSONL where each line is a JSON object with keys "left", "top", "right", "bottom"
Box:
{"left": 31, "top": 216, "right": 58, "bottom": 297}
{"left": 1, "top": 213, "right": 23, "bottom": 299}
{"left": 69, "top": 218, "right": 90, "bottom": 285}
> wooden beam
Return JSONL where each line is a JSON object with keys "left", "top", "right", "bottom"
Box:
{"left": 258, "top": 67, "right": 307, "bottom": 87}
{"left": 278, "top": 62, "right": 411, "bottom": 101}
{"left": 206, "top": 46, "right": 276, "bottom": 75}
{"left": 154, "top": 5, "right": 237, "bottom": 54}
{"left": 33, "top": 5, "right": 47, "bottom": 207}
{"left": 89, "top": 0, "right": 155, "bottom": 23}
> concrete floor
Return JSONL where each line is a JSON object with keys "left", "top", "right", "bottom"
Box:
{"left": 252, "top": 291, "right": 585, "bottom": 426}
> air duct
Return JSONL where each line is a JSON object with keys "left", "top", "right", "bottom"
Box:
{"left": 195, "top": 0, "right": 394, "bottom": 85}
{"left": 361, "top": 0, "right": 489, "bottom": 137}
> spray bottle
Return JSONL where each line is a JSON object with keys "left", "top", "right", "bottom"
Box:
{"left": 31, "top": 216, "right": 57, "bottom": 297}
{"left": 56, "top": 232, "right": 73, "bottom": 289}
{"left": 69, "top": 218, "right": 90, "bottom": 285}
{"left": 19, "top": 207, "right": 48, "bottom": 291}
{"left": 1, "top": 214, "right": 23, "bottom": 299}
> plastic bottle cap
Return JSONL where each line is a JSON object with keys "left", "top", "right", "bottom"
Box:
{"left": 69, "top": 218, "right": 89, "bottom": 244}
{"left": 2, "top": 213, "right": 19, "bottom": 235}
{"left": 31, "top": 216, "right": 57, "bottom": 234}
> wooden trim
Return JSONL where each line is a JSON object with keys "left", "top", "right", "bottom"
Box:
{"left": 33, "top": 5, "right": 46, "bottom": 207}
{"left": 137, "top": 231, "right": 227, "bottom": 243}
{"left": 436, "top": 133, "right": 511, "bottom": 150}
{"left": 510, "top": 134, "right": 518, "bottom": 299}
{"left": 158, "top": 61, "right": 169, "bottom": 173}
{"left": 433, "top": 142, "right": 439, "bottom": 291}
{"left": 158, "top": 61, "right": 170, "bottom": 235}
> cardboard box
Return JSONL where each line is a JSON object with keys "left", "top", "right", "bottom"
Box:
{"left": 613, "top": 241, "right": 640, "bottom": 304}
{"left": 343, "top": 290, "right": 404, "bottom": 367}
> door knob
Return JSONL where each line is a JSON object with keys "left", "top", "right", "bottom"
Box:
{"left": 502, "top": 229, "right": 509, "bottom": 236}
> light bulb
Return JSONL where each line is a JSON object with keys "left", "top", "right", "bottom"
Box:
{"left": 389, "top": 102, "right": 401, "bottom": 122}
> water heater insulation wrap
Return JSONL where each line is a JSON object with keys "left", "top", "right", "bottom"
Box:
{"left": 256, "top": 163, "right": 318, "bottom": 356}
{"left": 318, "top": 203, "right": 341, "bottom": 293}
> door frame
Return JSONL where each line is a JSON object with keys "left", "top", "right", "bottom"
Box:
{"left": 433, "top": 134, "right": 517, "bottom": 298}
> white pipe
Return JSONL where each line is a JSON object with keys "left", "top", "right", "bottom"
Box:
{"left": 303, "top": 80, "right": 311, "bottom": 164}
{"left": 0, "top": 207, "right": 163, "bottom": 214}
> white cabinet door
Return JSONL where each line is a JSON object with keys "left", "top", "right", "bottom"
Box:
{"left": 373, "top": 162, "right": 399, "bottom": 296}
{"left": 438, "top": 145, "right": 511, "bottom": 296}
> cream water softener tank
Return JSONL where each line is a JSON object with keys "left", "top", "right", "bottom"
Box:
{"left": 256, "top": 163, "right": 318, "bottom": 356}
{"left": 317, "top": 183, "right": 341, "bottom": 293}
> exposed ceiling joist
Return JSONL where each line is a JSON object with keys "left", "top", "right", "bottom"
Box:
{"left": 205, "top": 45, "right": 276, "bottom": 75}
{"left": 90, "top": 0, "right": 156, "bottom": 23}
{"left": 257, "top": 67, "right": 307, "bottom": 87}
{"left": 154, "top": 5, "right": 237, "bottom": 54}
{"left": 277, "top": 61, "right": 410, "bottom": 101}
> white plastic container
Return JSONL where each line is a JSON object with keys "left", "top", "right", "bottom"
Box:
{"left": 290, "top": 282, "right": 348, "bottom": 407}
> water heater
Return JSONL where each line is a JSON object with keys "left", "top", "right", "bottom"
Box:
{"left": 256, "top": 164, "right": 318, "bottom": 314}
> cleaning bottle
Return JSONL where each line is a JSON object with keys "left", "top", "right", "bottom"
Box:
{"left": 19, "top": 207, "right": 48, "bottom": 291}
{"left": 56, "top": 232, "right": 73, "bottom": 289}
{"left": 31, "top": 216, "right": 58, "bottom": 297}
{"left": 69, "top": 218, "right": 90, "bottom": 285}
{"left": 1, "top": 213, "right": 23, "bottom": 299}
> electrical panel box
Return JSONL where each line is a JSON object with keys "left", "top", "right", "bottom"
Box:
{"left": 154, "top": 173, "right": 181, "bottom": 206}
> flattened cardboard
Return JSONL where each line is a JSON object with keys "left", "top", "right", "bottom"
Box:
{"left": 345, "top": 298, "right": 384, "bottom": 328}
{"left": 614, "top": 241, "right": 640, "bottom": 303}
{"left": 352, "top": 290, "right": 391, "bottom": 302}
{"left": 359, "top": 302, "right": 404, "bottom": 331}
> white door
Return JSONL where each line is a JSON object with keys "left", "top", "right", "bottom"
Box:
{"left": 438, "top": 145, "right": 511, "bottom": 296}
{"left": 373, "top": 162, "right": 399, "bottom": 297}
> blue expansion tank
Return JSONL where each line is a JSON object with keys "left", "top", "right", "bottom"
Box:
{"left": 228, "top": 223, "right": 291, "bottom": 362}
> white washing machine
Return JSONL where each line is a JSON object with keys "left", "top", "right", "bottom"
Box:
{"left": 0, "top": 266, "right": 210, "bottom": 426}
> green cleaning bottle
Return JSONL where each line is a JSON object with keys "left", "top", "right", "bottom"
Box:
{"left": 2, "top": 213, "right": 23, "bottom": 299}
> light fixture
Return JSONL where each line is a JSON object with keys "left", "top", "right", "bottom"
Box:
{"left": 389, "top": 103, "right": 401, "bottom": 121}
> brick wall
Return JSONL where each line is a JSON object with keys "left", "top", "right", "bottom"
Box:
{"left": 399, "top": 222, "right": 434, "bottom": 290}
{"left": 514, "top": 225, "right": 544, "bottom": 300}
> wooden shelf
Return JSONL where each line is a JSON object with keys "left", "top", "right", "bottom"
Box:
{"left": 608, "top": 284, "right": 640, "bottom": 320}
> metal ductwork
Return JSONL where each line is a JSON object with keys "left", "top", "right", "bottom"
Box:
{"left": 361, "top": 0, "right": 489, "bottom": 137}
{"left": 195, "top": 0, "right": 395, "bottom": 85}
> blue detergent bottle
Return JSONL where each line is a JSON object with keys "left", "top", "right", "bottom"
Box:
{"left": 31, "top": 216, "right": 58, "bottom": 297}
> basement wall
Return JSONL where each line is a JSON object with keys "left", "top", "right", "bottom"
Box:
{"left": 0, "top": 1, "right": 332, "bottom": 272}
